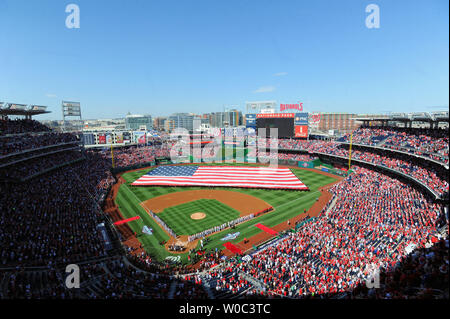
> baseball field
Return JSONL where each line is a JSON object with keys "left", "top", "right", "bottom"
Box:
{"left": 114, "top": 163, "right": 337, "bottom": 264}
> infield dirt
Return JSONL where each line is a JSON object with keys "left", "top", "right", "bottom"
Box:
{"left": 113, "top": 164, "right": 343, "bottom": 260}
{"left": 140, "top": 189, "right": 272, "bottom": 217}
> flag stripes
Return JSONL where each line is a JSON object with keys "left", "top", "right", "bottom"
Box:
{"left": 132, "top": 166, "right": 308, "bottom": 190}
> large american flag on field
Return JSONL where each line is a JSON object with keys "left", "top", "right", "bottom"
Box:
{"left": 131, "top": 165, "right": 308, "bottom": 190}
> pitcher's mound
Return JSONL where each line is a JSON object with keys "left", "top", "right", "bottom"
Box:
{"left": 191, "top": 212, "right": 206, "bottom": 220}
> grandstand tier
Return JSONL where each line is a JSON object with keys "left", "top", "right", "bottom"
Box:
{"left": 0, "top": 120, "right": 448, "bottom": 299}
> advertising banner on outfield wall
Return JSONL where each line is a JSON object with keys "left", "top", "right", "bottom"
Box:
{"left": 116, "top": 132, "right": 123, "bottom": 143}
{"left": 82, "top": 133, "right": 95, "bottom": 145}
{"left": 98, "top": 134, "right": 106, "bottom": 144}
{"left": 295, "top": 125, "right": 308, "bottom": 138}
{"left": 133, "top": 131, "right": 146, "bottom": 144}
{"left": 245, "top": 127, "right": 256, "bottom": 136}
{"left": 106, "top": 133, "right": 112, "bottom": 144}
{"left": 123, "top": 132, "right": 131, "bottom": 143}
{"left": 298, "top": 161, "right": 314, "bottom": 168}
{"left": 309, "top": 112, "right": 321, "bottom": 130}
{"left": 245, "top": 114, "right": 257, "bottom": 127}
{"left": 294, "top": 113, "right": 309, "bottom": 125}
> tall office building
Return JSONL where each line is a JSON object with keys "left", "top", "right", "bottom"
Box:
{"left": 209, "top": 112, "right": 225, "bottom": 128}
{"left": 153, "top": 117, "right": 167, "bottom": 130}
{"left": 168, "top": 113, "right": 201, "bottom": 132}
{"left": 226, "top": 109, "right": 243, "bottom": 127}
{"left": 209, "top": 110, "right": 243, "bottom": 128}
{"left": 164, "top": 119, "right": 175, "bottom": 132}
{"left": 125, "top": 114, "right": 153, "bottom": 130}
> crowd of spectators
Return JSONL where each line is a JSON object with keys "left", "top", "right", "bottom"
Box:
{"left": 347, "top": 238, "right": 449, "bottom": 299}
{"left": 98, "top": 145, "right": 171, "bottom": 168}
{"left": 2, "top": 256, "right": 211, "bottom": 299}
{"left": 81, "top": 258, "right": 174, "bottom": 299}
{"left": 188, "top": 167, "right": 446, "bottom": 298}
{"left": 194, "top": 266, "right": 252, "bottom": 297}
{"left": 0, "top": 150, "right": 84, "bottom": 180}
{"left": 346, "top": 150, "right": 449, "bottom": 197}
{"left": 256, "top": 137, "right": 448, "bottom": 197}
{"left": 338, "top": 126, "right": 449, "bottom": 164}
{"left": 0, "top": 132, "right": 78, "bottom": 156}
{"left": 338, "top": 127, "right": 395, "bottom": 145}
{"left": 0, "top": 119, "right": 448, "bottom": 300}
{"left": 256, "top": 151, "right": 318, "bottom": 162}
{"left": 0, "top": 150, "right": 114, "bottom": 267}
{"left": 0, "top": 118, "right": 52, "bottom": 136}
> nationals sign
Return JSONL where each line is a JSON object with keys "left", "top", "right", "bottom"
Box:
{"left": 256, "top": 113, "right": 294, "bottom": 118}
{"left": 280, "top": 102, "right": 303, "bottom": 112}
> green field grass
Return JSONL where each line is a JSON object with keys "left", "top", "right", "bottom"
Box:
{"left": 158, "top": 199, "right": 240, "bottom": 236}
{"left": 190, "top": 147, "right": 249, "bottom": 162}
{"left": 115, "top": 163, "right": 337, "bottom": 264}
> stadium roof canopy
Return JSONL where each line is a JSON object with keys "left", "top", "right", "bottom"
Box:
{"left": 431, "top": 111, "right": 449, "bottom": 121}
{"left": 0, "top": 103, "right": 51, "bottom": 118}
{"left": 351, "top": 115, "right": 390, "bottom": 121}
{"left": 410, "top": 112, "right": 432, "bottom": 122}
{"left": 391, "top": 113, "right": 410, "bottom": 121}
{"left": 353, "top": 111, "right": 449, "bottom": 126}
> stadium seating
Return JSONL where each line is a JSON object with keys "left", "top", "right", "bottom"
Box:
{"left": 338, "top": 126, "right": 449, "bottom": 164}
{"left": 257, "top": 137, "right": 449, "bottom": 198}
{"left": 0, "top": 120, "right": 448, "bottom": 300}
{"left": 0, "top": 119, "right": 52, "bottom": 136}
{"left": 188, "top": 167, "right": 446, "bottom": 298}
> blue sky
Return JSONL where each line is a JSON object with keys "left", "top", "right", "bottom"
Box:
{"left": 0, "top": 0, "right": 448, "bottom": 120}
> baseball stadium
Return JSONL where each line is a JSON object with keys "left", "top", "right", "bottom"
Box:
{"left": 0, "top": 0, "right": 448, "bottom": 307}
{"left": 0, "top": 110, "right": 448, "bottom": 300}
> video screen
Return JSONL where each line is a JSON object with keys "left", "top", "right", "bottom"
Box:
{"left": 256, "top": 118, "right": 294, "bottom": 137}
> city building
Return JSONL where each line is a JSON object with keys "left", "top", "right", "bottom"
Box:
{"left": 308, "top": 112, "right": 361, "bottom": 135}
{"left": 153, "top": 117, "right": 167, "bottom": 130}
{"left": 168, "top": 113, "right": 200, "bottom": 132}
{"left": 164, "top": 119, "right": 175, "bottom": 132}
{"left": 208, "top": 110, "right": 243, "bottom": 128}
{"left": 226, "top": 109, "right": 243, "bottom": 127}
{"left": 125, "top": 114, "right": 153, "bottom": 130}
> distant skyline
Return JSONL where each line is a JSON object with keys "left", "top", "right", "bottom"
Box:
{"left": 0, "top": 0, "right": 448, "bottom": 120}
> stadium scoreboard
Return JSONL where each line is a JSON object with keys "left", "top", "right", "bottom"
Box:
{"left": 62, "top": 101, "right": 81, "bottom": 116}
{"left": 256, "top": 113, "right": 309, "bottom": 138}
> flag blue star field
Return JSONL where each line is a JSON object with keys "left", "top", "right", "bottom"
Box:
{"left": 131, "top": 165, "right": 308, "bottom": 190}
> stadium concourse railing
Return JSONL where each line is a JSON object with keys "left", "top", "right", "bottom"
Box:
{"left": 336, "top": 141, "right": 449, "bottom": 169}
{"left": 0, "top": 130, "right": 53, "bottom": 139}
{"left": 0, "top": 141, "right": 80, "bottom": 165}
{"left": 243, "top": 216, "right": 317, "bottom": 259}
{"left": 260, "top": 147, "right": 444, "bottom": 201}
{"left": 0, "top": 140, "right": 79, "bottom": 160}
{"left": 332, "top": 142, "right": 448, "bottom": 199}
{"left": 21, "top": 156, "right": 85, "bottom": 182}
{"left": 109, "top": 146, "right": 445, "bottom": 201}
{"left": 0, "top": 145, "right": 84, "bottom": 182}
{"left": 313, "top": 151, "right": 443, "bottom": 201}
{"left": 109, "top": 161, "right": 158, "bottom": 175}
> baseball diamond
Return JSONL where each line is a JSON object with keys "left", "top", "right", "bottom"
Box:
{"left": 115, "top": 164, "right": 338, "bottom": 262}
{"left": 1, "top": 2, "right": 448, "bottom": 303}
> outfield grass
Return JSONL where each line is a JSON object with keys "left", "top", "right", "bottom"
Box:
{"left": 158, "top": 199, "right": 241, "bottom": 236}
{"left": 115, "top": 163, "right": 337, "bottom": 263}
